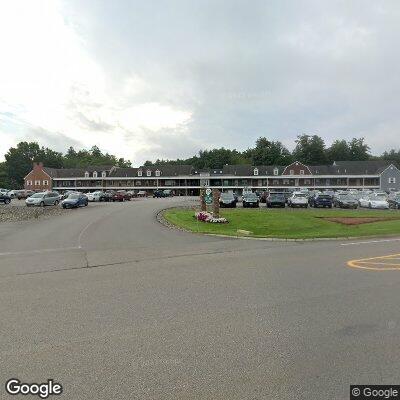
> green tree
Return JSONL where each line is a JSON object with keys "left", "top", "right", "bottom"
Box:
{"left": 292, "top": 134, "right": 327, "bottom": 165}
{"left": 382, "top": 149, "right": 400, "bottom": 169}
{"left": 244, "top": 137, "right": 293, "bottom": 165}
{"left": 0, "top": 162, "right": 9, "bottom": 188}
{"left": 326, "top": 140, "right": 351, "bottom": 163}
{"left": 348, "top": 138, "right": 370, "bottom": 161}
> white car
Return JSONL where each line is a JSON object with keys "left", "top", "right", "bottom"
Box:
{"left": 86, "top": 191, "right": 102, "bottom": 202}
{"left": 359, "top": 194, "right": 389, "bottom": 209}
{"left": 288, "top": 192, "right": 309, "bottom": 208}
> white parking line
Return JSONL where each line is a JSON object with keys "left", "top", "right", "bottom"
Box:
{"left": 0, "top": 247, "right": 81, "bottom": 257}
{"left": 341, "top": 238, "right": 400, "bottom": 246}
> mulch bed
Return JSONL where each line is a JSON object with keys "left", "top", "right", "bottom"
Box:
{"left": 320, "top": 217, "right": 400, "bottom": 226}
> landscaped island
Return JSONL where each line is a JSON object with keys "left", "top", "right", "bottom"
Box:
{"left": 164, "top": 208, "right": 400, "bottom": 239}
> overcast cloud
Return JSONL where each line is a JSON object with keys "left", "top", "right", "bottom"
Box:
{"left": 1, "top": 0, "right": 400, "bottom": 165}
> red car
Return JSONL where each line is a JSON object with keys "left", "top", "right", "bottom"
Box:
{"left": 112, "top": 191, "right": 131, "bottom": 202}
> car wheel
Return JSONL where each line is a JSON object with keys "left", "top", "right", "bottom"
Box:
{"left": 54, "top": 200, "right": 59, "bottom": 206}
{"left": 62, "top": 205, "right": 66, "bottom": 209}
{"left": 40, "top": 201, "right": 45, "bottom": 207}
{"left": 85, "top": 201, "right": 88, "bottom": 206}
{"left": 5, "top": 198, "right": 10, "bottom": 204}
{"left": 368, "top": 202, "right": 372, "bottom": 209}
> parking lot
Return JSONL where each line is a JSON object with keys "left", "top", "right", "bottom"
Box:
{"left": 1, "top": 195, "right": 400, "bottom": 399}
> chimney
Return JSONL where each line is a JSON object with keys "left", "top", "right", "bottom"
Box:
{"left": 33, "top": 162, "right": 44, "bottom": 170}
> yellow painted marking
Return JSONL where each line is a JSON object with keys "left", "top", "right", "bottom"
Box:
{"left": 347, "top": 253, "right": 400, "bottom": 271}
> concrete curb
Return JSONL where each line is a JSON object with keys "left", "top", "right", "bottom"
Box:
{"left": 156, "top": 206, "right": 400, "bottom": 243}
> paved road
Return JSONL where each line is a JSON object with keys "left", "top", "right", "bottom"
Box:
{"left": 1, "top": 197, "right": 400, "bottom": 399}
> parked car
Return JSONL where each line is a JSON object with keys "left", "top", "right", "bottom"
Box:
{"left": 259, "top": 191, "right": 268, "bottom": 203}
{"left": 25, "top": 191, "right": 60, "bottom": 207}
{"left": 86, "top": 191, "right": 105, "bottom": 202}
{"left": 288, "top": 192, "right": 308, "bottom": 208}
{"left": 266, "top": 193, "right": 286, "bottom": 208}
{"left": 112, "top": 191, "right": 131, "bottom": 202}
{"left": 16, "top": 190, "right": 35, "bottom": 200}
{"left": 0, "top": 188, "right": 10, "bottom": 195}
{"left": 137, "top": 191, "right": 147, "bottom": 197}
{"left": 388, "top": 193, "right": 400, "bottom": 209}
{"left": 309, "top": 194, "right": 333, "bottom": 208}
{"left": 242, "top": 193, "right": 259, "bottom": 208}
{"left": 153, "top": 190, "right": 164, "bottom": 198}
{"left": 61, "top": 193, "right": 88, "bottom": 209}
{"left": 60, "top": 190, "right": 79, "bottom": 200}
{"left": 334, "top": 195, "right": 359, "bottom": 209}
{"left": 219, "top": 192, "right": 237, "bottom": 208}
{"left": 359, "top": 193, "right": 389, "bottom": 209}
{"left": 0, "top": 192, "right": 11, "bottom": 204}
{"left": 7, "top": 190, "right": 20, "bottom": 198}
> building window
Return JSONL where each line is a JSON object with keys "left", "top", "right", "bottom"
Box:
{"left": 138, "top": 170, "right": 142, "bottom": 177}
{"left": 389, "top": 177, "right": 396, "bottom": 184}
{"left": 102, "top": 171, "right": 106, "bottom": 178}
{"left": 300, "top": 170, "right": 304, "bottom": 175}
{"left": 289, "top": 170, "right": 294, "bottom": 175}
{"left": 253, "top": 168, "right": 258, "bottom": 176}
{"left": 27, "top": 180, "right": 32, "bottom": 186}
{"left": 155, "top": 170, "right": 160, "bottom": 177}
{"left": 43, "top": 180, "right": 49, "bottom": 185}
{"left": 283, "top": 179, "right": 289, "bottom": 185}
{"left": 93, "top": 171, "right": 98, "bottom": 178}
{"left": 147, "top": 170, "right": 151, "bottom": 177}
{"left": 273, "top": 168, "right": 279, "bottom": 176}
{"left": 35, "top": 180, "right": 40, "bottom": 186}
{"left": 84, "top": 171, "right": 89, "bottom": 178}
{"left": 304, "top": 179, "right": 311, "bottom": 185}
{"left": 273, "top": 180, "right": 279, "bottom": 185}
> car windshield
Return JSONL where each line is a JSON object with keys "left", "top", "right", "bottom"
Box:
{"left": 317, "top": 195, "right": 331, "bottom": 199}
{"left": 374, "top": 195, "right": 387, "bottom": 200}
{"left": 30, "top": 193, "right": 44, "bottom": 198}
{"left": 244, "top": 194, "right": 257, "bottom": 199}
{"left": 221, "top": 193, "right": 234, "bottom": 199}
{"left": 68, "top": 194, "right": 79, "bottom": 199}
{"left": 341, "top": 195, "right": 355, "bottom": 201}
{"left": 270, "top": 194, "right": 284, "bottom": 199}
{"left": 294, "top": 193, "right": 306, "bottom": 198}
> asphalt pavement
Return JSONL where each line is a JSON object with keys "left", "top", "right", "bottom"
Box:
{"left": 1, "top": 197, "right": 400, "bottom": 399}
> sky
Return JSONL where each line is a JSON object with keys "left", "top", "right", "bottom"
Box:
{"left": 1, "top": 0, "right": 400, "bottom": 166}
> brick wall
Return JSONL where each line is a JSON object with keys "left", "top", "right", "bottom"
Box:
{"left": 24, "top": 162, "right": 52, "bottom": 192}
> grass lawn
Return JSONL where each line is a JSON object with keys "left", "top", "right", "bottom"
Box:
{"left": 164, "top": 208, "right": 400, "bottom": 239}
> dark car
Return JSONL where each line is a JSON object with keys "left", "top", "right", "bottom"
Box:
{"left": 388, "top": 194, "right": 400, "bottom": 209}
{"left": 259, "top": 191, "right": 268, "bottom": 203}
{"left": 219, "top": 192, "right": 237, "bottom": 208}
{"left": 112, "top": 191, "right": 131, "bottom": 202}
{"left": 153, "top": 190, "right": 164, "bottom": 198}
{"left": 242, "top": 193, "right": 259, "bottom": 208}
{"left": 266, "top": 193, "right": 286, "bottom": 208}
{"left": 61, "top": 193, "right": 88, "bottom": 209}
{"left": 309, "top": 194, "right": 333, "bottom": 208}
{"left": 335, "top": 195, "right": 359, "bottom": 209}
{"left": 0, "top": 193, "right": 11, "bottom": 204}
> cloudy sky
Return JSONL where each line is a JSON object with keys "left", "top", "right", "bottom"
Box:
{"left": 1, "top": 0, "right": 400, "bottom": 165}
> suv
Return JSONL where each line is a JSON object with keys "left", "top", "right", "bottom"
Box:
{"left": 16, "top": 190, "right": 35, "bottom": 200}
{"left": 309, "top": 194, "right": 333, "bottom": 208}
{"left": 288, "top": 192, "right": 308, "bottom": 208}
{"left": 266, "top": 193, "right": 286, "bottom": 208}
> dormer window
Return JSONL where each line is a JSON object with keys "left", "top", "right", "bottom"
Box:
{"left": 102, "top": 171, "right": 106, "bottom": 178}
{"left": 289, "top": 170, "right": 294, "bottom": 175}
{"left": 93, "top": 171, "right": 98, "bottom": 178}
{"left": 84, "top": 171, "right": 89, "bottom": 178}
{"left": 146, "top": 170, "right": 151, "bottom": 177}
{"left": 253, "top": 168, "right": 258, "bottom": 176}
{"left": 138, "top": 170, "right": 142, "bottom": 177}
{"left": 273, "top": 168, "right": 279, "bottom": 176}
{"left": 155, "top": 170, "right": 160, "bottom": 177}
{"left": 300, "top": 170, "right": 304, "bottom": 175}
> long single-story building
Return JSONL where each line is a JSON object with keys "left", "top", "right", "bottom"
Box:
{"left": 24, "top": 160, "right": 400, "bottom": 194}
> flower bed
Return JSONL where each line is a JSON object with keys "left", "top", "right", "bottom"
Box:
{"left": 195, "top": 211, "right": 228, "bottom": 223}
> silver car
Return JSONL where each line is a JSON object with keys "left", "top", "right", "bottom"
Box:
{"left": 25, "top": 192, "right": 60, "bottom": 207}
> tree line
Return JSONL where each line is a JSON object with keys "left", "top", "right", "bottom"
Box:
{"left": 1, "top": 135, "right": 400, "bottom": 188}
